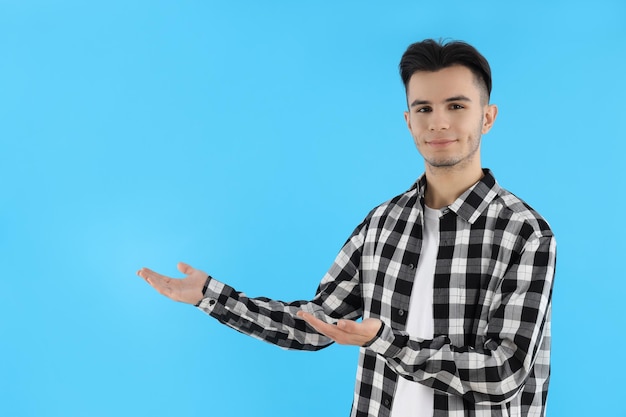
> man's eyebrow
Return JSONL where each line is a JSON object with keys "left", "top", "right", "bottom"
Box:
{"left": 409, "top": 95, "right": 473, "bottom": 108}
{"left": 445, "top": 95, "right": 472, "bottom": 103}
{"left": 409, "top": 99, "right": 431, "bottom": 108}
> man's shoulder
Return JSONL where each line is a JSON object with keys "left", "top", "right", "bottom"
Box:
{"left": 492, "top": 186, "right": 554, "bottom": 238}
{"left": 366, "top": 184, "right": 420, "bottom": 221}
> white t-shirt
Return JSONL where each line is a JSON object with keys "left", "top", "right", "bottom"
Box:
{"left": 389, "top": 206, "right": 439, "bottom": 417}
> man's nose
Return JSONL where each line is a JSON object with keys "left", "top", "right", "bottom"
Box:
{"left": 428, "top": 111, "right": 450, "bottom": 131}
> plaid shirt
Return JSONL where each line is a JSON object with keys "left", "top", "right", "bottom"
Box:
{"left": 197, "top": 169, "right": 556, "bottom": 417}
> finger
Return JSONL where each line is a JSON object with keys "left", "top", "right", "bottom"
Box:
{"left": 177, "top": 262, "right": 194, "bottom": 275}
{"left": 297, "top": 312, "right": 379, "bottom": 346}
{"left": 137, "top": 267, "right": 156, "bottom": 281}
{"left": 137, "top": 267, "right": 159, "bottom": 282}
{"left": 301, "top": 313, "right": 353, "bottom": 337}
{"left": 297, "top": 311, "right": 343, "bottom": 340}
{"left": 297, "top": 311, "right": 326, "bottom": 330}
{"left": 297, "top": 311, "right": 330, "bottom": 328}
{"left": 137, "top": 268, "right": 172, "bottom": 291}
{"left": 336, "top": 319, "right": 361, "bottom": 334}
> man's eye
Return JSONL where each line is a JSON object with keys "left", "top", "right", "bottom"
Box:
{"left": 417, "top": 107, "right": 432, "bottom": 113}
{"left": 450, "top": 104, "right": 464, "bottom": 110}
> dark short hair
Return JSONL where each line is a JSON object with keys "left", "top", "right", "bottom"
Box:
{"left": 399, "top": 39, "right": 492, "bottom": 101}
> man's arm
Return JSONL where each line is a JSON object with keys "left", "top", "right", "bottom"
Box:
{"left": 138, "top": 262, "right": 340, "bottom": 350}
{"left": 137, "top": 218, "right": 369, "bottom": 351}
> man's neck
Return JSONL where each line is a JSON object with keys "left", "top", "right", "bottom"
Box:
{"left": 423, "top": 164, "right": 484, "bottom": 209}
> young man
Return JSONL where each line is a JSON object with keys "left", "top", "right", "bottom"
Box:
{"left": 138, "top": 39, "right": 556, "bottom": 417}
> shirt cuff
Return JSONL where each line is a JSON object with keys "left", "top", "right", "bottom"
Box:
{"left": 364, "top": 322, "right": 407, "bottom": 357}
{"left": 195, "top": 275, "right": 225, "bottom": 312}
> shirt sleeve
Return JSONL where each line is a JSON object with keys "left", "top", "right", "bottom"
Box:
{"left": 195, "top": 218, "right": 368, "bottom": 351}
{"left": 366, "top": 232, "right": 556, "bottom": 405}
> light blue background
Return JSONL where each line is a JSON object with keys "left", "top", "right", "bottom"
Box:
{"left": 1, "top": 1, "right": 624, "bottom": 416}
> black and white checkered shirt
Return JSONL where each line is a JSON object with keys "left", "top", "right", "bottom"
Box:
{"left": 197, "top": 169, "right": 556, "bottom": 417}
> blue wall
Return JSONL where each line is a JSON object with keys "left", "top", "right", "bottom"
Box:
{"left": 1, "top": 1, "right": 624, "bottom": 415}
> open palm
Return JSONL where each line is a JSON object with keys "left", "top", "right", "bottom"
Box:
{"left": 137, "top": 262, "right": 208, "bottom": 305}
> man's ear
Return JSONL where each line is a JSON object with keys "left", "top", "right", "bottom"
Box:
{"left": 482, "top": 104, "right": 498, "bottom": 134}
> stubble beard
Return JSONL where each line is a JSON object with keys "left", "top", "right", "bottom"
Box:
{"left": 422, "top": 116, "right": 484, "bottom": 170}
{"left": 426, "top": 135, "right": 481, "bottom": 169}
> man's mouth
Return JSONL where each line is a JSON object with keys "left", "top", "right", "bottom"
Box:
{"left": 426, "top": 139, "right": 456, "bottom": 148}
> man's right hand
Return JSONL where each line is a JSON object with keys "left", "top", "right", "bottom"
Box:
{"left": 137, "top": 262, "right": 208, "bottom": 305}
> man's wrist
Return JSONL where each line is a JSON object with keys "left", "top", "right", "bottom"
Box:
{"left": 194, "top": 275, "right": 213, "bottom": 306}
{"left": 362, "top": 320, "right": 386, "bottom": 347}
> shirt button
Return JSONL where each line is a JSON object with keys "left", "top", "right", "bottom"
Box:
{"left": 408, "top": 263, "right": 415, "bottom": 270}
{"left": 209, "top": 299, "right": 216, "bottom": 306}
{"left": 384, "top": 399, "right": 391, "bottom": 407}
{"left": 398, "top": 309, "right": 405, "bottom": 316}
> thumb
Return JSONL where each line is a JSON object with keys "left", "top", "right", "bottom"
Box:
{"left": 337, "top": 319, "right": 356, "bottom": 332}
{"left": 177, "top": 262, "right": 194, "bottom": 275}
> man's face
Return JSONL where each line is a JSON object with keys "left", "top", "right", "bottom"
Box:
{"left": 404, "top": 65, "right": 497, "bottom": 171}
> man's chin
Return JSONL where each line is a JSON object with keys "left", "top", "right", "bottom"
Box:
{"left": 427, "top": 158, "right": 460, "bottom": 168}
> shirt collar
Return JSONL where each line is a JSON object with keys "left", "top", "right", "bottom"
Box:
{"left": 413, "top": 169, "right": 501, "bottom": 224}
